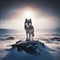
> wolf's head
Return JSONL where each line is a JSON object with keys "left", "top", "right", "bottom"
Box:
{"left": 25, "top": 18, "right": 32, "bottom": 28}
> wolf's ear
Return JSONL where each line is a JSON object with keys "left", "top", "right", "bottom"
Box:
{"left": 29, "top": 18, "right": 31, "bottom": 21}
{"left": 30, "top": 18, "right": 31, "bottom": 20}
{"left": 25, "top": 18, "right": 27, "bottom": 21}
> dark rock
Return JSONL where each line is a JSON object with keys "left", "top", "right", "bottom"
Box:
{"left": 10, "top": 40, "right": 45, "bottom": 54}
{"left": 6, "top": 37, "right": 15, "bottom": 40}
{"left": 51, "top": 37, "right": 60, "bottom": 41}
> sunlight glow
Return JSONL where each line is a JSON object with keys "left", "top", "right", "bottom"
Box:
{"left": 0, "top": 6, "right": 58, "bottom": 30}
{"left": 24, "top": 10, "right": 33, "bottom": 19}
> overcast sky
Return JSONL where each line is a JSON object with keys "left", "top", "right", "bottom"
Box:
{"left": 0, "top": 0, "right": 60, "bottom": 29}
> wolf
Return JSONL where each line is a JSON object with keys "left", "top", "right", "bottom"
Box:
{"left": 24, "top": 18, "right": 34, "bottom": 41}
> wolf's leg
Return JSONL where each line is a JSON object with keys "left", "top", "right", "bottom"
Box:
{"left": 30, "top": 34, "right": 33, "bottom": 41}
{"left": 32, "top": 35, "right": 33, "bottom": 40}
{"left": 26, "top": 32, "right": 30, "bottom": 41}
{"left": 29, "top": 32, "right": 31, "bottom": 41}
{"left": 26, "top": 32, "right": 28, "bottom": 40}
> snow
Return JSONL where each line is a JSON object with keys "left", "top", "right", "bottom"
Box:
{"left": 0, "top": 39, "right": 60, "bottom": 60}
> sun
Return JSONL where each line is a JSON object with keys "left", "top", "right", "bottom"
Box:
{"left": 23, "top": 9, "right": 34, "bottom": 19}
{"left": 24, "top": 10, "right": 32, "bottom": 19}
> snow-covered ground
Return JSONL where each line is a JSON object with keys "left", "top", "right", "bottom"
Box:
{"left": 0, "top": 38, "right": 60, "bottom": 60}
